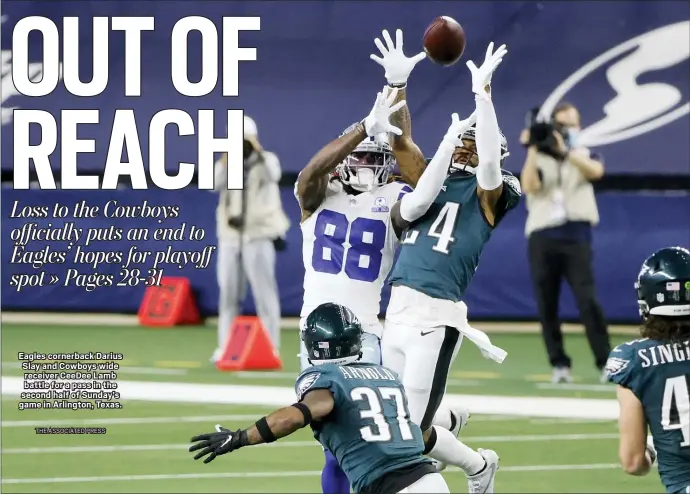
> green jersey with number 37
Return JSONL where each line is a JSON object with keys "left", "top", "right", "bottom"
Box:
{"left": 295, "top": 362, "right": 430, "bottom": 493}
{"left": 389, "top": 170, "right": 521, "bottom": 302}
{"left": 606, "top": 338, "right": 690, "bottom": 493}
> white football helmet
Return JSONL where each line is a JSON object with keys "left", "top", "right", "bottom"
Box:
{"left": 335, "top": 123, "right": 395, "bottom": 192}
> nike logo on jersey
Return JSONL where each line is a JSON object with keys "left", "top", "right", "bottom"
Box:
{"left": 421, "top": 330, "right": 435, "bottom": 336}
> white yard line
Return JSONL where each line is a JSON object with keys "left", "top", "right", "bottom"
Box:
{"left": 0, "top": 463, "right": 623, "bottom": 484}
{"left": 536, "top": 383, "right": 615, "bottom": 392}
{"left": 2, "top": 433, "right": 619, "bottom": 454}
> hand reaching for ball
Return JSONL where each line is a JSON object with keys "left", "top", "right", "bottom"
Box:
{"left": 370, "top": 29, "right": 426, "bottom": 86}
{"left": 466, "top": 42, "right": 507, "bottom": 99}
{"left": 362, "top": 86, "right": 407, "bottom": 136}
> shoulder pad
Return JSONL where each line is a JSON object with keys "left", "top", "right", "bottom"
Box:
{"left": 294, "top": 365, "right": 334, "bottom": 401}
{"left": 605, "top": 340, "right": 641, "bottom": 388}
{"left": 381, "top": 181, "right": 413, "bottom": 202}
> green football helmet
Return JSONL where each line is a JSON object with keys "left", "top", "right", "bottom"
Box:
{"left": 636, "top": 246, "right": 690, "bottom": 318}
{"left": 302, "top": 303, "right": 363, "bottom": 365}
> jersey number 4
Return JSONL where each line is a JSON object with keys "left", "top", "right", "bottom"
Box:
{"left": 662, "top": 375, "right": 690, "bottom": 447}
{"left": 350, "top": 386, "right": 414, "bottom": 442}
{"left": 312, "top": 209, "right": 386, "bottom": 282}
{"left": 402, "top": 202, "right": 462, "bottom": 255}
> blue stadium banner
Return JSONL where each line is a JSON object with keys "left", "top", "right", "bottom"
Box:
{"left": 1, "top": 1, "right": 688, "bottom": 321}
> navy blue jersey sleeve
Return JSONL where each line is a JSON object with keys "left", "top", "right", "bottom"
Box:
{"left": 605, "top": 342, "right": 640, "bottom": 393}
{"left": 295, "top": 367, "right": 335, "bottom": 402}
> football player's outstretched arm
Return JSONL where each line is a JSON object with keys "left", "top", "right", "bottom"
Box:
{"left": 296, "top": 123, "right": 368, "bottom": 217}
{"left": 244, "top": 389, "right": 334, "bottom": 444}
{"left": 388, "top": 87, "right": 427, "bottom": 188}
{"left": 390, "top": 112, "right": 475, "bottom": 236}
{"left": 189, "top": 389, "right": 335, "bottom": 464}
{"left": 370, "top": 29, "right": 427, "bottom": 187}
{"left": 296, "top": 86, "right": 407, "bottom": 221}
{"left": 616, "top": 385, "right": 654, "bottom": 476}
{"left": 466, "top": 43, "right": 508, "bottom": 221}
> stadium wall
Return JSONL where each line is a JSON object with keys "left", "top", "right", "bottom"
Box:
{"left": 3, "top": 187, "right": 688, "bottom": 322}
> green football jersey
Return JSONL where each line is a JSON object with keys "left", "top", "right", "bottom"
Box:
{"left": 606, "top": 337, "right": 690, "bottom": 493}
{"left": 389, "top": 170, "right": 521, "bottom": 302}
{"left": 295, "top": 362, "right": 429, "bottom": 492}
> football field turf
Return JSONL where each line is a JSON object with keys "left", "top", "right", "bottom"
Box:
{"left": 1, "top": 322, "right": 662, "bottom": 493}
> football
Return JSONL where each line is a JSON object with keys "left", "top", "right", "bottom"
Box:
{"left": 423, "top": 16, "right": 466, "bottom": 66}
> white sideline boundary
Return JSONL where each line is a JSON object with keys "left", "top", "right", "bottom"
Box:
{"left": 1, "top": 377, "right": 619, "bottom": 420}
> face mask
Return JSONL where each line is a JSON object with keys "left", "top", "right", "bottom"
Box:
{"left": 350, "top": 168, "right": 376, "bottom": 191}
{"left": 567, "top": 129, "right": 580, "bottom": 148}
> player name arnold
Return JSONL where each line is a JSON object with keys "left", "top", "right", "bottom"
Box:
{"left": 338, "top": 366, "right": 397, "bottom": 381}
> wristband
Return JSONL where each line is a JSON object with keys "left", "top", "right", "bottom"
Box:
{"left": 388, "top": 82, "right": 407, "bottom": 89}
{"left": 255, "top": 417, "right": 277, "bottom": 443}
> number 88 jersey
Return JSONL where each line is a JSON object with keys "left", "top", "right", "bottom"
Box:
{"left": 298, "top": 180, "right": 411, "bottom": 337}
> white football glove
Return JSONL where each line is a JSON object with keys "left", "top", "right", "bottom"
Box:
{"left": 363, "top": 86, "right": 406, "bottom": 136}
{"left": 443, "top": 111, "right": 477, "bottom": 146}
{"left": 370, "top": 29, "right": 426, "bottom": 85}
{"left": 466, "top": 42, "right": 507, "bottom": 99}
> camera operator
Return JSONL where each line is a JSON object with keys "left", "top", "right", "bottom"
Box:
{"left": 212, "top": 116, "right": 290, "bottom": 362}
{"left": 520, "top": 101, "right": 611, "bottom": 384}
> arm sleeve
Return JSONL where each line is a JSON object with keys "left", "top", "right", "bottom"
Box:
{"left": 474, "top": 95, "right": 503, "bottom": 191}
{"left": 399, "top": 139, "right": 455, "bottom": 222}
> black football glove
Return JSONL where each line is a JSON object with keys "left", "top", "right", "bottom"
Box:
{"left": 189, "top": 424, "right": 248, "bottom": 464}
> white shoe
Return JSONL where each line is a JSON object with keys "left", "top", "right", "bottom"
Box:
{"left": 551, "top": 366, "right": 573, "bottom": 384}
{"left": 432, "top": 407, "right": 471, "bottom": 472}
{"left": 467, "top": 449, "right": 499, "bottom": 494}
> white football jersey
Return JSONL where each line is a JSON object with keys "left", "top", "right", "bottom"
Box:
{"left": 297, "top": 179, "right": 412, "bottom": 337}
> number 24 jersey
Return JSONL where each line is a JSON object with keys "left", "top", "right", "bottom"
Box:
{"left": 297, "top": 180, "right": 411, "bottom": 335}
